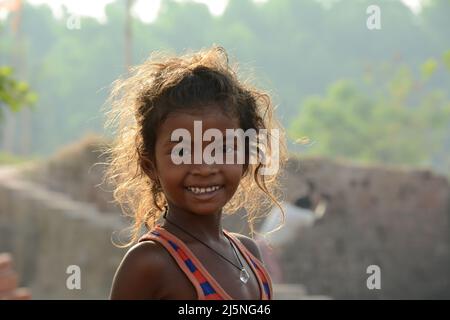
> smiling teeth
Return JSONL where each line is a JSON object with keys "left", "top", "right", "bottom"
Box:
{"left": 187, "top": 185, "right": 221, "bottom": 194}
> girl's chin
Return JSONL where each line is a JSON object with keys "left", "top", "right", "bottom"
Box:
{"left": 186, "top": 205, "right": 224, "bottom": 216}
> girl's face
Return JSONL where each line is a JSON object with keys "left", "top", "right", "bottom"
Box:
{"left": 153, "top": 107, "right": 244, "bottom": 216}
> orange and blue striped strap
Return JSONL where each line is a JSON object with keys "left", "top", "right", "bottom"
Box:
{"left": 138, "top": 225, "right": 273, "bottom": 300}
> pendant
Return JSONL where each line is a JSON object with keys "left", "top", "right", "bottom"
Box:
{"left": 240, "top": 268, "right": 250, "bottom": 284}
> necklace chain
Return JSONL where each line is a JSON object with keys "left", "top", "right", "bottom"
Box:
{"left": 162, "top": 209, "right": 244, "bottom": 272}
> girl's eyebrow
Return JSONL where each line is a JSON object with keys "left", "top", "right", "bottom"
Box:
{"left": 164, "top": 136, "right": 191, "bottom": 146}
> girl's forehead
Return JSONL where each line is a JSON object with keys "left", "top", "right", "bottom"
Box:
{"left": 161, "top": 110, "right": 240, "bottom": 131}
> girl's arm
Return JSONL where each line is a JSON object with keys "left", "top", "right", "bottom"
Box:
{"left": 110, "top": 241, "right": 166, "bottom": 300}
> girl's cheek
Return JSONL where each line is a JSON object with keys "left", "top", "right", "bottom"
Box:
{"left": 164, "top": 154, "right": 181, "bottom": 167}
{"left": 225, "top": 164, "right": 245, "bottom": 180}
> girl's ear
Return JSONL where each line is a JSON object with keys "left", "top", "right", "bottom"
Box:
{"left": 140, "top": 156, "right": 158, "bottom": 181}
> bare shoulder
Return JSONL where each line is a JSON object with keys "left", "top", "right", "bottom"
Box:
{"left": 230, "top": 233, "right": 263, "bottom": 262}
{"left": 110, "top": 240, "right": 169, "bottom": 300}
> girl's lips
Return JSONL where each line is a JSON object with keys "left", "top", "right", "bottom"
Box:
{"left": 185, "top": 185, "right": 224, "bottom": 201}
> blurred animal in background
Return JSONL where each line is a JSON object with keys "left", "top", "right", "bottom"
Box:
{"left": 256, "top": 193, "right": 328, "bottom": 283}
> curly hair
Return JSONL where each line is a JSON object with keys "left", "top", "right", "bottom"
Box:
{"left": 104, "top": 46, "right": 287, "bottom": 247}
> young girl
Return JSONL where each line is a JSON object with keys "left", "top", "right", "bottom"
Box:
{"left": 106, "top": 46, "right": 287, "bottom": 300}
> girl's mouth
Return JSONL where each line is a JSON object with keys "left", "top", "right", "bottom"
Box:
{"left": 185, "top": 185, "right": 224, "bottom": 200}
{"left": 186, "top": 185, "right": 222, "bottom": 194}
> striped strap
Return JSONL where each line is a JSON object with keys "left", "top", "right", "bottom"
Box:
{"left": 139, "top": 229, "right": 224, "bottom": 300}
{"left": 139, "top": 227, "right": 273, "bottom": 300}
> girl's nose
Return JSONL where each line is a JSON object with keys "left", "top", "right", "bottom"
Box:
{"left": 190, "top": 163, "right": 219, "bottom": 176}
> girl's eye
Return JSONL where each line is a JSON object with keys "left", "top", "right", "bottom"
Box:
{"left": 172, "top": 147, "right": 190, "bottom": 157}
{"left": 223, "top": 145, "right": 234, "bottom": 153}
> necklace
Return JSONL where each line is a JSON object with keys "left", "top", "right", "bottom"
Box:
{"left": 162, "top": 208, "right": 250, "bottom": 284}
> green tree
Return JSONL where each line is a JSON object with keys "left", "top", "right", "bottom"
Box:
{"left": 289, "top": 55, "right": 450, "bottom": 174}
{"left": 2, "top": 0, "right": 450, "bottom": 157}
{"left": 0, "top": 66, "right": 37, "bottom": 120}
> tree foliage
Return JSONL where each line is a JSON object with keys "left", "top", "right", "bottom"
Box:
{"left": 0, "top": 66, "right": 37, "bottom": 120}
{"left": 289, "top": 54, "right": 450, "bottom": 174}
{"left": 0, "top": 0, "right": 448, "bottom": 176}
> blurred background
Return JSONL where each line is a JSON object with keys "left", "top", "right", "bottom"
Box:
{"left": 0, "top": 0, "right": 449, "bottom": 299}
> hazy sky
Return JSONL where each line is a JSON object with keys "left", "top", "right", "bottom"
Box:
{"left": 25, "top": 0, "right": 237, "bottom": 23}
{"left": 23, "top": 0, "right": 423, "bottom": 23}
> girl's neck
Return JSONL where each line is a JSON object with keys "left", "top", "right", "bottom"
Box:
{"left": 161, "top": 205, "right": 226, "bottom": 243}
